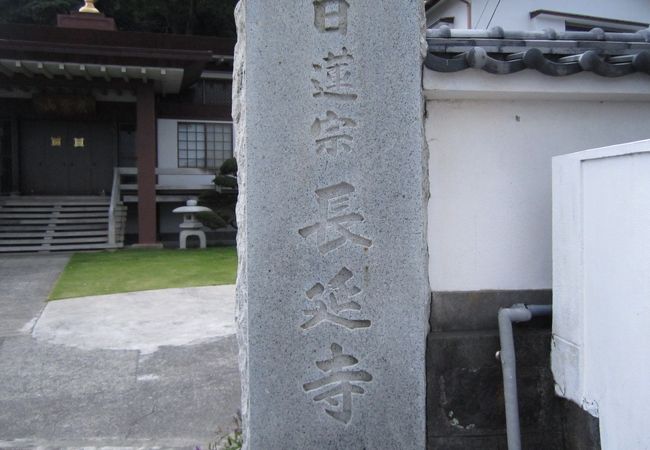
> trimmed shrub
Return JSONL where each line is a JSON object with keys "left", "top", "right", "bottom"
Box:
{"left": 196, "top": 210, "right": 227, "bottom": 230}
{"left": 219, "top": 158, "right": 237, "bottom": 175}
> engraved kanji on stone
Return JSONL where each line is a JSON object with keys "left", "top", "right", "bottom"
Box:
{"left": 312, "top": 48, "right": 357, "bottom": 100}
{"left": 311, "top": 111, "right": 357, "bottom": 155}
{"left": 303, "top": 343, "right": 372, "bottom": 424}
{"left": 302, "top": 267, "right": 370, "bottom": 331}
{"left": 299, "top": 182, "right": 372, "bottom": 255}
{"left": 313, "top": 0, "right": 349, "bottom": 35}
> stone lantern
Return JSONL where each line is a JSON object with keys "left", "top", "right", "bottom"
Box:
{"left": 172, "top": 199, "right": 212, "bottom": 249}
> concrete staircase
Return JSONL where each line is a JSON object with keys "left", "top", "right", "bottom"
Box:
{"left": 0, "top": 197, "right": 127, "bottom": 253}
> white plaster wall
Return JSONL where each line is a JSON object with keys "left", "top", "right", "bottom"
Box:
{"left": 427, "top": 0, "right": 650, "bottom": 30}
{"left": 552, "top": 141, "right": 650, "bottom": 448}
{"left": 478, "top": 0, "right": 650, "bottom": 30}
{"left": 427, "top": 99, "right": 650, "bottom": 291}
{"left": 156, "top": 118, "right": 232, "bottom": 187}
{"left": 426, "top": 1, "right": 468, "bottom": 28}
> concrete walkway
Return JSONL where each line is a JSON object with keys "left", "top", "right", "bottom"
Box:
{"left": 0, "top": 255, "right": 241, "bottom": 449}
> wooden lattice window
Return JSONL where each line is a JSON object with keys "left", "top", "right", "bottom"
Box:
{"left": 178, "top": 122, "right": 233, "bottom": 169}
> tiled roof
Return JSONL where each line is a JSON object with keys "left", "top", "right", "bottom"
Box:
{"left": 426, "top": 26, "right": 650, "bottom": 77}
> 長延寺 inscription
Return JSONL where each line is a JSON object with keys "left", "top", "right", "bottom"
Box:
{"left": 303, "top": 343, "right": 373, "bottom": 424}
{"left": 302, "top": 267, "right": 370, "bottom": 330}
{"left": 299, "top": 182, "right": 372, "bottom": 255}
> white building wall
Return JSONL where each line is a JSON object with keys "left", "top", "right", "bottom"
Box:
{"left": 552, "top": 140, "right": 650, "bottom": 448}
{"left": 425, "top": 74, "right": 650, "bottom": 291}
{"left": 426, "top": 1, "right": 468, "bottom": 28}
{"left": 427, "top": 0, "right": 650, "bottom": 30}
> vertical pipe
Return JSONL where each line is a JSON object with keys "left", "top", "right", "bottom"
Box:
{"left": 498, "top": 306, "right": 531, "bottom": 450}
{"left": 497, "top": 304, "right": 553, "bottom": 450}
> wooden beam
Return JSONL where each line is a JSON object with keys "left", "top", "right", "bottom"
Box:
{"left": 140, "top": 67, "right": 148, "bottom": 83}
{"left": 121, "top": 67, "right": 129, "bottom": 82}
{"left": 0, "top": 63, "right": 12, "bottom": 78}
{"left": 79, "top": 64, "right": 92, "bottom": 81}
{"left": 159, "top": 69, "right": 167, "bottom": 95}
{"left": 14, "top": 61, "right": 33, "bottom": 78}
{"left": 58, "top": 63, "right": 72, "bottom": 80}
{"left": 36, "top": 62, "right": 53, "bottom": 79}
{"left": 100, "top": 66, "right": 110, "bottom": 82}
{"left": 0, "top": 74, "right": 133, "bottom": 92}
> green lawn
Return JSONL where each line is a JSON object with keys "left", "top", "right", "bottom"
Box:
{"left": 49, "top": 247, "right": 237, "bottom": 300}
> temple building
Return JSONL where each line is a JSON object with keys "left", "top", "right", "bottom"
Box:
{"left": 0, "top": 1, "right": 234, "bottom": 252}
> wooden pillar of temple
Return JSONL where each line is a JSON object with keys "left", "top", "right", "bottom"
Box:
{"left": 135, "top": 83, "right": 157, "bottom": 245}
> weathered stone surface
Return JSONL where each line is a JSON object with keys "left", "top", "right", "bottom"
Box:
{"left": 233, "top": 1, "right": 429, "bottom": 448}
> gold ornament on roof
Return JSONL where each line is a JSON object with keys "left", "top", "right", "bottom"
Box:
{"left": 79, "top": 0, "right": 100, "bottom": 14}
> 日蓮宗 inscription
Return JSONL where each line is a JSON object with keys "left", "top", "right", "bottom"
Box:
{"left": 234, "top": 0, "right": 429, "bottom": 448}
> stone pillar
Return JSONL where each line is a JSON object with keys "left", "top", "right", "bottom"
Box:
{"left": 135, "top": 83, "right": 157, "bottom": 245}
{"left": 234, "top": 1, "right": 429, "bottom": 448}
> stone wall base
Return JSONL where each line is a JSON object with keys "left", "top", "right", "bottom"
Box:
{"left": 426, "top": 290, "right": 600, "bottom": 450}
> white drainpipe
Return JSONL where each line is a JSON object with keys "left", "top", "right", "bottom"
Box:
{"left": 497, "top": 303, "right": 553, "bottom": 450}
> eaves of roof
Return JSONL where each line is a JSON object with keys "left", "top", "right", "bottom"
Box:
{"left": 0, "top": 23, "right": 235, "bottom": 89}
{"left": 0, "top": 23, "right": 234, "bottom": 56}
{"left": 426, "top": 26, "right": 650, "bottom": 77}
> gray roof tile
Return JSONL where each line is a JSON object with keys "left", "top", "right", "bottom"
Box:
{"left": 426, "top": 25, "right": 650, "bottom": 77}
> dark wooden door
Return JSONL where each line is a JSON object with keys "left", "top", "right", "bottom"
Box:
{"left": 118, "top": 123, "right": 137, "bottom": 167}
{"left": 21, "top": 121, "right": 67, "bottom": 194}
{"left": 87, "top": 123, "right": 114, "bottom": 194}
{"left": 66, "top": 124, "right": 91, "bottom": 194}
{"left": 0, "top": 121, "right": 11, "bottom": 193}
{"left": 20, "top": 120, "right": 114, "bottom": 195}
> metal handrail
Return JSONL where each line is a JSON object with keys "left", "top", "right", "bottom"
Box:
{"left": 107, "top": 167, "right": 121, "bottom": 246}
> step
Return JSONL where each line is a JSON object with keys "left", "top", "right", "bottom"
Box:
{"left": 0, "top": 237, "right": 110, "bottom": 245}
{"left": 0, "top": 207, "right": 111, "bottom": 213}
{"left": 0, "top": 218, "right": 109, "bottom": 225}
{"left": 46, "top": 223, "right": 109, "bottom": 230}
{"left": 0, "top": 231, "right": 109, "bottom": 238}
{"left": 0, "top": 195, "right": 108, "bottom": 201}
{"left": 0, "top": 196, "right": 126, "bottom": 254}
{"left": 0, "top": 212, "right": 109, "bottom": 219}
{"left": 0, "top": 223, "right": 108, "bottom": 232}
{"left": 1, "top": 200, "right": 110, "bottom": 207}
{"left": 5, "top": 213, "right": 124, "bottom": 220}
{"left": 0, "top": 243, "right": 123, "bottom": 253}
